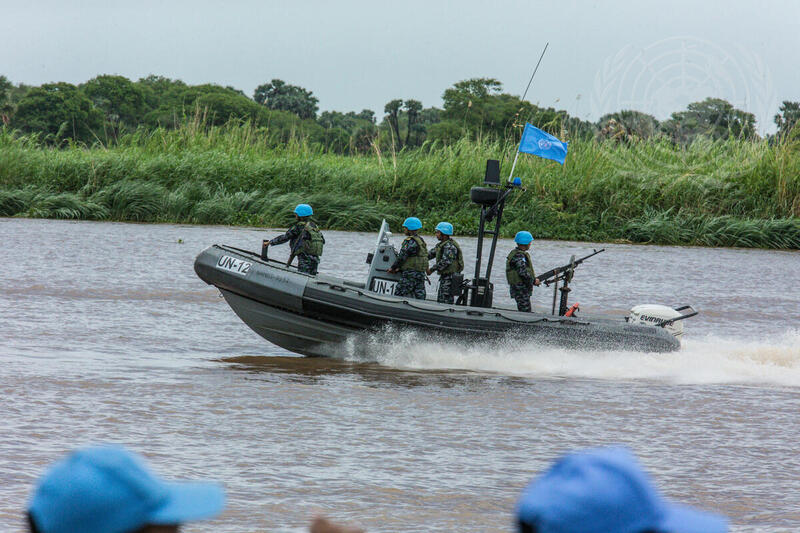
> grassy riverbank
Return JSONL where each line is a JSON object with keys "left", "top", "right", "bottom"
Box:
{"left": 1, "top": 124, "right": 799, "bottom": 248}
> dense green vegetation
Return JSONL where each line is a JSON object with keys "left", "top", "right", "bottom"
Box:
{"left": 4, "top": 74, "right": 798, "bottom": 150}
{"left": 1, "top": 73, "right": 799, "bottom": 249}
{"left": 1, "top": 120, "right": 798, "bottom": 248}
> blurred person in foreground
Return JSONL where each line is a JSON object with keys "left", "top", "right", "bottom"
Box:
{"left": 27, "top": 445, "right": 225, "bottom": 533}
{"left": 515, "top": 446, "right": 727, "bottom": 533}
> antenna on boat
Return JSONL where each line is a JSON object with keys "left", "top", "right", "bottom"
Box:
{"left": 458, "top": 43, "right": 551, "bottom": 309}
{"left": 520, "top": 42, "right": 549, "bottom": 109}
{"left": 507, "top": 42, "right": 549, "bottom": 182}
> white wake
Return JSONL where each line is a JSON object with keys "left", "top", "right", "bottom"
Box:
{"left": 344, "top": 328, "right": 800, "bottom": 387}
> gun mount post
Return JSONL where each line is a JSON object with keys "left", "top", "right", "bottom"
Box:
{"left": 556, "top": 255, "right": 576, "bottom": 316}
{"left": 551, "top": 270, "right": 559, "bottom": 315}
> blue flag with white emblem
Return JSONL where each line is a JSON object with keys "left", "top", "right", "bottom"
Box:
{"left": 518, "top": 123, "right": 568, "bottom": 165}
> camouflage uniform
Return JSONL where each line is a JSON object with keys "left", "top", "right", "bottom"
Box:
{"left": 428, "top": 239, "right": 463, "bottom": 304}
{"left": 392, "top": 235, "right": 428, "bottom": 299}
{"left": 506, "top": 248, "right": 535, "bottom": 312}
{"left": 269, "top": 219, "right": 324, "bottom": 275}
{"left": 296, "top": 254, "right": 320, "bottom": 276}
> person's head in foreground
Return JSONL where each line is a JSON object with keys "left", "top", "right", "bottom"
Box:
{"left": 515, "top": 446, "right": 728, "bottom": 533}
{"left": 27, "top": 445, "right": 225, "bottom": 533}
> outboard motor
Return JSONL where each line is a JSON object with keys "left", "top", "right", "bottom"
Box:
{"left": 628, "top": 304, "right": 698, "bottom": 338}
{"left": 365, "top": 220, "right": 402, "bottom": 294}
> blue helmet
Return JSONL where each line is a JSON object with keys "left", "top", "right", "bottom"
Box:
{"left": 402, "top": 217, "right": 422, "bottom": 231}
{"left": 294, "top": 204, "right": 313, "bottom": 217}
{"left": 435, "top": 222, "right": 454, "bottom": 235}
{"left": 514, "top": 231, "right": 534, "bottom": 245}
{"left": 515, "top": 446, "right": 728, "bottom": 533}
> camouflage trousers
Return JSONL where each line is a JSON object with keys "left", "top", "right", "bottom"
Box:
{"left": 436, "top": 273, "right": 458, "bottom": 304}
{"left": 297, "top": 253, "right": 320, "bottom": 275}
{"left": 394, "top": 270, "right": 426, "bottom": 300}
{"left": 509, "top": 283, "right": 533, "bottom": 312}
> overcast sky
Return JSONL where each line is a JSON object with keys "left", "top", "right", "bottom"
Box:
{"left": 2, "top": 0, "right": 798, "bottom": 133}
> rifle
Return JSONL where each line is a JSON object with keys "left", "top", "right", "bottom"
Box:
{"left": 286, "top": 238, "right": 302, "bottom": 267}
{"left": 538, "top": 248, "right": 604, "bottom": 286}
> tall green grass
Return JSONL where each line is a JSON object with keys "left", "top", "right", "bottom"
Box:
{"left": 1, "top": 123, "right": 798, "bottom": 249}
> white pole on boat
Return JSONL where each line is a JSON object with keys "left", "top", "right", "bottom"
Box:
{"left": 506, "top": 150, "right": 521, "bottom": 182}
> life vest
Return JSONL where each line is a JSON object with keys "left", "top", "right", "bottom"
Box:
{"left": 506, "top": 248, "right": 535, "bottom": 285}
{"left": 399, "top": 235, "right": 428, "bottom": 272}
{"left": 300, "top": 221, "right": 324, "bottom": 256}
{"left": 434, "top": 239, "right": 464, "bottom": 275}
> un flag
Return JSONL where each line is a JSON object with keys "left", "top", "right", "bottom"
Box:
{"left": 518, "top": 123, "right": 568, "bottom": 165}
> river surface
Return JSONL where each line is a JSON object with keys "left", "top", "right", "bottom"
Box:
{"left": 2, "top": 217, "right": 799, "bottom": 532}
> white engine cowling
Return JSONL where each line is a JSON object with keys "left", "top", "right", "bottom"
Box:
{"left": 628, "top": 304, "right": 684, "bottom": 338}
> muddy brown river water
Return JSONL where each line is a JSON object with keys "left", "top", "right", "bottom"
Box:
{"left": 2, "top": 218, "right": 799, "bottom": 532}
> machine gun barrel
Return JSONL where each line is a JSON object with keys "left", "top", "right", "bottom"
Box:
{"left": 538, "top": 248, "right": 605, "bottom": 285}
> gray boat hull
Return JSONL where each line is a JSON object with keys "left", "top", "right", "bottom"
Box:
{"left": 195, "top": 245, "right": 681, "bottom": 356}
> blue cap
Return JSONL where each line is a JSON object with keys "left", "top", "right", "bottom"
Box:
{"left": 402, "top": 217, "right": 422, "bottom": 231}
{"left": 514, "top": 231, "right": 534, "bottom": 245}
{"left": 294, "top": 203, "right": 313, "bottom": 217}
{"left": 435, "top": 222, "right": 453, "bottom": 235}
{"left": 28, "top": 445, "right": 226, "bottom": 533}
{"left": 516, "top": 446, "right": 728, "bottom": 533}
{"left": 512, "top": 177, "right": 522, "bottom": 187}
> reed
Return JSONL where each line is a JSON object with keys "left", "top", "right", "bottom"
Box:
{"left": 1, "top": 124, "right": 798, "bottom": 249}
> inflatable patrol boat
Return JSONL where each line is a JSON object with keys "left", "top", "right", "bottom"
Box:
{"left": 195, "top": 160, "right": 697, "bottom": 356}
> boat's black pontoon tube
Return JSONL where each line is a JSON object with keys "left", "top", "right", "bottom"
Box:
{"left": 195, "top": 243, "right": 685, "bottom": 356}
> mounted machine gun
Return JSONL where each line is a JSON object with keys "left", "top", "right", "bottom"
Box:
{"left": 537, "top": 248, "right": 604, "bottom": 316}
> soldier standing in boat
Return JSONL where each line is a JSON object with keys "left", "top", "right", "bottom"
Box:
{"left": 387, "top": 217, "right": 428, "bottom": 299}
{"left": 262, "top": 203, "right": 325, "bottom": 275}
{"left": 506, "top": 231, "right": 540, "bottom": 312}
{"left": 426, "top": 222, "right": 464, "bottom": 304}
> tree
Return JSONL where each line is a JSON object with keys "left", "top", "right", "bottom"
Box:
{"left": 82, "top": 75, "right": 147, "bottom": 140}
{"left": 253, "top": 79, "right": 318, "bottom": 120}
{"left": 441, "top": 78, "right": 567, "bottom": 141}
{"left": 0, "top": 75, "right": 11, "bottom": 102}
{"left": 661, "top": 97, "right": 757, "bottom": 144}
{"left": 0, "top": 75, "right": 13, "bottom": 125}
{"left": 597, "top": 110, "right": 660, "bottom": 142}
{"left": 442, "top": 77, "right": 503, "bottom": 114}
{"left": 352, "top": 124, "right": 377, "bottom": 153}
{"left": 137, "top": 75, "right": 186, "bottom": 110}
{"left": 354, "top": 109, "right": 375, "bottom": 124}
{"left": 383, "top": 99, "right": 403, "bottom": 148}
{"left": 441, "top": 77, "right": 504, "bottom": 133}
{"left": 142, "top": 83, "right": 251, "bottom": 128}
{"left": 774, "top": 101, "right": 800, "bottom": 141}
{"left": 426, "top": 120, "right": 464, "bottom": 145}
{"left": 193, "top": 92, "right": 264, "bottom": 126}
{"left": 13, "top": 82, "right": 103, "bottom": 143}
{"left": 317, "top": 110, "right": 374, "bottom": 134}
{"left": 403, "top": 99, "right": 422, "bottom": 147}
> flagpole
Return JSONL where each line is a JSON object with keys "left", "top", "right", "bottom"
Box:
{"left": 507, "top": 150, "right": 521, "bottom": 182}
{"left": 506, "top": 42, "right": 548, "bottom": 183}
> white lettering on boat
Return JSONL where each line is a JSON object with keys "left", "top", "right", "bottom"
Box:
{"left": 217, "top": 255, "right": 252, "bottom": 276}
{"left": 371, "top": 278, "right": 397, "bottom": 295}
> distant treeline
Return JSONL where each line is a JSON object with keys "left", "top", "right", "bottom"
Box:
{"left": 1, "top": 121, "right": 799, "bottom": 249}
{"left": 1, "top": 74, "right": 799, "bottom": 152}
{"left": 1, "top": 73, "right": 799, "bottom": 249}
